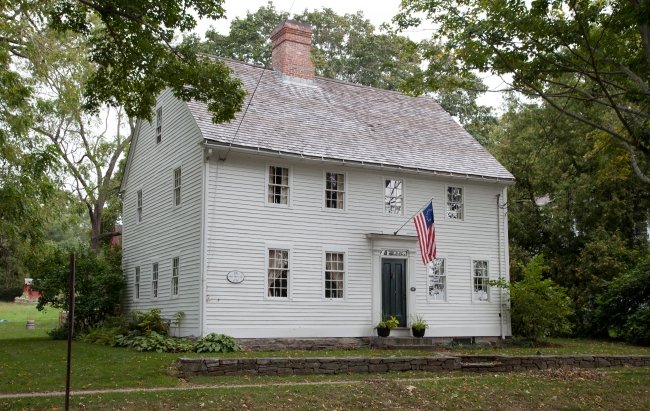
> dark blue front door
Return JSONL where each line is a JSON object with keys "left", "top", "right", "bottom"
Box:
{"left": 381, "top": 259, "right": 407, "bottom": 327}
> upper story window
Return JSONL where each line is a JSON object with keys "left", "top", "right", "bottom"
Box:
{"left": 268, "top": 249, "right": 289, "bottom": 297}
{"left": 428, "top": 259, "right": 446, "bottom": 301}
{"left": 472, "top": 260, "right": 489, "bottom": 301}
{"left": 173, "top": 168, "right": 181, "bottom": 207}
{"left": 134, "top": 266, "right": 140, "bottom": 300}
{"left": 447, "top": 186, "right": 463, "bottom": 219}
{"left": 384, "top": 179, "right": 403, "bottom": 214}
{"left": 268, "top": 166, "right": 289, "bottom": 205}
{"left": 136, "top": 190, "right": 143, "bottom": 222}
{"left": 325, "top": 252, "right": 345, "bottom": 299}
{"left": 171, "top": 257, "right": 179, "bottom": 296}
{"left": 156, "top": 107, "right": 162, "bottom": 144}
{"left": 325, "top": 172, "right": 345, "bottom": 209}
{"left": 151, "top": 262, "right": 159, "bottom": 299}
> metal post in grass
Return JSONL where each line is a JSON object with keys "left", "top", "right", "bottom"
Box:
{"left": 65, "top": 253, "right": 75, "bottom": 411}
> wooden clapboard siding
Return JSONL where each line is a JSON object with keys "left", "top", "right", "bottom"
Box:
{"left": 203, "top": 150, "right": 510, "bottom": 338}
{"left": 121, "top": 89, "right": 204, "bottom": 336}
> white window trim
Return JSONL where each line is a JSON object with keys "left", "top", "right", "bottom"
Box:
{"left": 427, "top": 256, "right": 448, "bottom": 303}
{"left": 264, "top": 164, "right": 292, "bottom": 208}
{"left": 134, "top": 266, "right": 141, "bottom": 301}
{"left": 470, "top": 256, "right": 491, "bottom": 303}
{"left": 172, "top": 163, "right": 182, "bottom": 209}
{"left": 151, "top": 261, "right": 159, "bottom": 301}
{"left": 322, "top": 170, "right": 347, "bottom": 212}
{"left": 382, "top": 177, "right": 405, "bottom": 216}
{"left": 171, "top": 254, "right": 181, "bottom": 299}
{"left": 136, "top": 189, "right": 143, "bottom": 224}
{"left": 264, "top": 242, "right": 293, "bottom": 300}
{"left": 445, "top": 184, "right": 465, "bottom": 221}
{"left": 321, "top": 246, "right": 348, "bottom": 301}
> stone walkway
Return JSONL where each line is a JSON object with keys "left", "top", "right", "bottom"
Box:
{"left": 0, "top": 375, "right": 472, "bottom": 399}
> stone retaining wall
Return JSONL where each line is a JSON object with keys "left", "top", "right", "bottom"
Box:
{"left": 458, "top": 355, "right": 650, "bottom": 373}
{"left": 175, "top": 356, "right": 460, "bottom": 377}
{"left": 175, "top": 355, "right": 650, "bottom": 378}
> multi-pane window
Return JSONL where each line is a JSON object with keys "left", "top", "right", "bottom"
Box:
{"left": 447, "top": 186, "right": 463, "bottom": 219}
{"left": 473, "top": 260, "right": 489, "bottom": 301}
{"left": 268, "top": 166, "right": 289, "bottom": 205}
{"left": 268, "top": 249, "right": 289, "bottom": 297}
{"left": 171, "top": 257, "right": 179, "bottom": 296}
{"left": 136, "top": 190, "right": 143, "bottom": 223}
{"left": 156, "top": 107, "right": 162, "bottom": 143}
{"left": 325, "top": 252, "right": 345, "bottom": 298}
{"left": 325, "top": 172, "right": 345, "bottom": 209}
{"left": 428, "top": 259, "right": 446, "bottom": 301}
{"left": 134, "top": 267, "right": 140, "bottom": 300}
{"left": 384, "top": 179, "right": 403, "bottom": 214}
{"left": 173, "top": 168, "right": 181, "bottom": 207}
{"left": 151, "top": 263, "right": 159, "bottom": 299}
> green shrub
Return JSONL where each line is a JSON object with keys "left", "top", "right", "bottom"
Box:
{"left": 490, "top": 255, "right": 573, "bottom": 340}
{"left": 130, "top": 308, "right": 169, "bottom": 334}
{"left": 194, "top": 333, "right": 241, "bottom": 353}
{"left": 33, "top": 243, "right": 125, "bottom": 333}
{"left": 0, "top": 287, "right": 24, "bottom": 302}
{"left": 595, "top": 255, "right": 650, "bottom": 345}
{"left": 47, "top": 322, "right": 79, "bottom": 340}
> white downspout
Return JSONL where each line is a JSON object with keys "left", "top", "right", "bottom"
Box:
{"left": 497, "top": 193, "right": 504, "bottom": 340}
{"left": 198, "top": 148, "right": 211, "bottom": 337}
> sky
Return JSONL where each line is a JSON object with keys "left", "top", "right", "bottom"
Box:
{"left": 191, "top": 0, "right": 507, "bottom": 109}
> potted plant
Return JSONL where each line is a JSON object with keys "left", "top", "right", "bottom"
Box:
{"left": 375, "top": 314, "right": 400, "bottom": 337}
{"left": 410, "top": 315, "right": 428, "bottom": 338}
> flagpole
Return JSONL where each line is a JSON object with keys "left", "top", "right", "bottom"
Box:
{"left": 393, "top": 197, "right": 435, "bottom": 235}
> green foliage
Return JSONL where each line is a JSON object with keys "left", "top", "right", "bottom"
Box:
{"left": 115, "top": 331, "right": 194, "bottom": 353}
{"left": 194, "top": 333, "right": 241, "bottom": 353}
{"left": 0, "top": 287, "right": 23, "bottom": 302}
{"left": 375, "top": 314, "right": 400, "bottom": 330}
{"left": 131, "top": 308, "right": 169, "bottom": 334}
{"left": 42, "top": 0, "right": 246, "bottom": 123}
{"left": 33, "top": 243, "right": 125, "bottom": 332}
{"left": 492, "top": 255, "right": 573, "bottom": 340}
{"left": 46, "top": 322, "right": 79, "bottom": 340}
{"left": 396, "top": 0, "right": 650, "bottom": 183}
{"left": 409, "top": 315, "right": 429, "bottom": 332}
{"left": 595, "top": 254, "right": 650, "bottom": 345}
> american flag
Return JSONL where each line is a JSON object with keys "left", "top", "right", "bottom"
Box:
{"left": 414, "top": 201, "right": 436, "bottom": 265}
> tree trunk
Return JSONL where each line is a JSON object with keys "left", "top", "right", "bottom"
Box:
{"left": 89, "top": 209, "right": 101, "bottom": 253}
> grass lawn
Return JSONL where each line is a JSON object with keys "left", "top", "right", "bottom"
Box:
{"left": 2, "top": 301, "right": 650, "bottom": 410}
{"left": 2, "top": 367, "right": 650, "bottom": 410}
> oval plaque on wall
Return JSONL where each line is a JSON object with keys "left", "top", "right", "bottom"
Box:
{"left": 227, "top": 270, "right": 245, "bottom": 283}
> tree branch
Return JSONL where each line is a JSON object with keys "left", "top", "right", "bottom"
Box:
{"left": 622, "top": 142, "right": 650, "bottom": 185}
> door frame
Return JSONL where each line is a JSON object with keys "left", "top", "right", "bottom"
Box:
{"left": 366, "top": 234, "right": 418, "bottom": 335}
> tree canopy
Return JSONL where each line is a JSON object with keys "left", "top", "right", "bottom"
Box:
{"left": 396, "top": 0, "right": 650, "bottom": 184}
{"left": 1, "top": 0, "right": 246, "bottom": 123}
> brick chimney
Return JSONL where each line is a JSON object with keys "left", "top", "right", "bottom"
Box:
{"left": 270, "top": 20, "right": 315, "bottom": 84}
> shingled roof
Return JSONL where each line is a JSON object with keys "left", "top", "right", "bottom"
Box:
{"left": 187, "top": 58, "right": 514, "bottom": 182}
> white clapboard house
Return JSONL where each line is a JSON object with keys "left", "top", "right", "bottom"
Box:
{"left": 120, "top": 20, "right": 515, "bottom": 340}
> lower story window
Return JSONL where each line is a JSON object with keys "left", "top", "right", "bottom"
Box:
{"left": 171, "top": 257, "right": 179, "bottom": 296}
{"left": 473, "top": 260, "right": 489, "bottom": 301}
{"left": 428, "top": 259, "right": 446, "bottom": 301}
{"left": 268, "top": 249, "right": 289, "bottom": 297}
{"left": 325, "top": 252, "right": 345, "bottom": 298}
{"left": 152, "top": 263, "right": 159, "bottom": 298}
{"left": 134, "top": 267, "right": 140, "bottom": 300}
